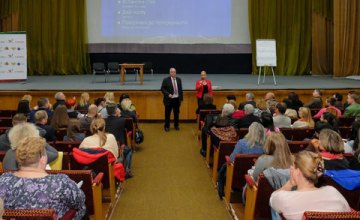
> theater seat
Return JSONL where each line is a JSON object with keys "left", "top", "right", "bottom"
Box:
{"left": 2, "top": 209, "right": 57, "bottom": 220}
{"left": 212, "top": 141, "right": 236, "bottom": 185}
{"left": 303, "top": 211, "right": 360, "bottom": 219}
{"left": 49, "top": 151, "right": 63, "bottom": 170}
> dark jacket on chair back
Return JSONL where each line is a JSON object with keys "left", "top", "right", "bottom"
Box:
{"left": 105, "top": 116, "right": 126, "bottom": 145}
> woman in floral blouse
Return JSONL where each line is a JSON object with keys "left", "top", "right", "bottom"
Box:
{"left": 0, "top": 137, "right": 86, "bottom": 219}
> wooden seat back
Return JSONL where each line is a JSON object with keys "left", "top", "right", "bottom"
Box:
{"left": 0, "top": 110, "right": 16, "bottom": 118}
{"left": 0, "top": 117, "right": 13, "bottom": 127}
{"left": 237, "top": 128, "right": 248, "bottom": 140}
{"left": 339, "top": 126, "right": 352, "bottom": 139}
{"left": 339, "top": 117, "right": 355, "bottom": 127}
{"left": 303, "top": 211, "right": 360, "bottom": 219}
{"left": 3, "top": 209, "right": 56, "bottom": 220}
{"left": 212, "top": 141, "right": 236, "bottom": 185}
{"left": 280, "top": 128, "right": 315, "bottom": 141}
{"left": 55, "top": 128, "right": 67, "bottom": 141}
{"left": 197, "top": 109, "right": 221, "bottom": 130}
{"left": 52, "top": 141, "right": 81, "bottom": 153}
{"left": 287, "top": 140, "right": 310, "bottom": 153}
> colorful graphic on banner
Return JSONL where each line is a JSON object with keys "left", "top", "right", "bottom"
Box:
{"left": 0, "top": 32, "right": 27, "bottom": 80}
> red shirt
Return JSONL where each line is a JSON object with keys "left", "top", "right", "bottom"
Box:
{"left": 195, "top": 79, "right": 213, "bottom": 99}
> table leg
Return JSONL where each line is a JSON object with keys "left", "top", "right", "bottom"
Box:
{"left": 140, "top": 67, "right": 144, "bottom": 85}
{"left": 121, "top": 67, "right": 125, "bottom": 85}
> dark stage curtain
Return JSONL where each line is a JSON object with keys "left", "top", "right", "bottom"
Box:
{"left": 0, "top": 0, "right": 90, "bottom": 75}
{"left": 248, "top": 0, "right": 312, "bottom": 76}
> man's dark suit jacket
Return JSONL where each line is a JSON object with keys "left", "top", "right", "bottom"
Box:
{"left": 36, "top": 123, "right": 57, "bottom": 141}
{"left": 105, "top": 115, "right": 126, "bottom": 145}
{"left": 236, "top": 114, "right": 261, "bottom": 129}
{"left": 161, "top": 76, "right": 183, "bottom": 105}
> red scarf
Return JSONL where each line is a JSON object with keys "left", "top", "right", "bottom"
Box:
{"left": 320, "top": 151, "right": 344, "bottom": 160}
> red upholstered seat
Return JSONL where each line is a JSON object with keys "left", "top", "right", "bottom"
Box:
{"left": 3, "top": 209, "right": 57, "bottom": 220}
{"left": 303, "top": 211, "right": 360, "bottom": 219}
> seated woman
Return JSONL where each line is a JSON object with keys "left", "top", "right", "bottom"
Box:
{"left": 318, "top": 129, "right": 350, "bottom": 170}
{"left": 195, "top": 94, "right": 217, "bottom": 115}
{"left": 254, "top": 99, "right": 271, "bottom": 117}
{"left": 292, "top": 107, "right": 315, "bottom": 128}
{"left": 63, "top": 119, "right": 85, "bottom": 142}
{"left": 229, "top": 122, "right": 265, "bottom": 162}
{"left": 261, "top": 112, "right": 280, "bottom": 134}
{"left": 252, "top": 132, "right": 293, "bottom": 180}
{"left": 0, "top": 137, "right": 86, "bottom": 219}
{"left": 228, "top": 100, "right": 245, "bottom": 119}
{"left": 50, "top": 105, "right": 69, "bottom": 130}
{"left": 313, "top": 97, "right": 342, "bottom": 118}
{"left": 75, "top": 92, "right": 90, "bottom": 111}
{"left": 3, "top": 123, "right": 58, "bottom": 170}
{"left": 79, "top": 118, "right": 118, "bottom": 159}
{"left": 270, "top": 151, "right": 350, "bottom": 220}
{"left": 119, "top": 94, "right": 138, "bottom": 122}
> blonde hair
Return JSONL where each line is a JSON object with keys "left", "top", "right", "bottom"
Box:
{"left": 256, "top": 99, "right": 268, "bottom": 110}
{"left": 22, "top": 94, "right": 32, "bottom": 102}
{"left": 121, "top": 98, "right": 133, "bottom": 111}
{"left": 244, "top": 122, "right": 265, "bottom": 147}
{"left": 326, "top": 107, "right": 339, "bottom": 118}
{"left": 34, "top": 110, "right": 48, "bottom": 123}
{"left": 104, "top": 92, "right": 115, "bottom": 103}
{"left": 294, "top": 150, "right": 324, "bottom": 184}
{"left": 16, "top": 137, "right": 46, "bottom": 167}
{"left": 79, "top": 92, "right": 90, "bottom": 107}
{"left": 9, "top": 123, "right": 40, "bottom": 150}
{"left": 264, "top": 132, "right": 293, "bottom": 169}
{"left": 228, "top": 100, "right": 237, "bottom": 109}
{"left": 319, "top": 129, "right": 344, "bottom": 154}
{"left": 90, "top": 118, "right": 107, "bottom": 147}
{"left": 299, "top": 107, "right": 315, "bottom": 128}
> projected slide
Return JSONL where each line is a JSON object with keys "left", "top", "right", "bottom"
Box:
{"left": 101, "top": 0, "right": 231, "bottom": 37}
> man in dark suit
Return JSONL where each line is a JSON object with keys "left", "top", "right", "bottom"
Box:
{"left": 161, "top": 67, "right": 183, "bottom": 131}
{"left": 105, "top": 103, "right": 126, "bottom": 145}
{"left": 34, "top": 110, "right": 56, "bottom": 141}
{"left": 236, "top": 104, "right": 261, "bottom": 128}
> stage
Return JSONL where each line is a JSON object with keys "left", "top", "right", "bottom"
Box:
{"left": 0, "top": 74, "right": 360, "bottom": 91}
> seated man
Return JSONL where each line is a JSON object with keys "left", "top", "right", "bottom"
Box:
{"left": 0, "top": 114, "right": 27, "bottom": 151}
{"left": 236, "top": 104, "right": 261, "bottom": 129}
{"left": 79, "top": 104, "right": 98, "bottom": 130}
{"left": 265, "top": 92, "right": 278, "bottom": 113}
{"left": 29, "top": 97, "right": 53, "bottom": 123}
{"left": 273, "top": 103, "right": 291, "bottom": 128}
{"left": 344, "top": 93, "right": 360, "bottom": 117}
{"left": 304, "top": 89, "right": 323, "bottom": 109}
{"left": 53, "top": 92, "right": 66, "bottom": 110}
{"left": 34, "top": 110, "right": 56, "bottom": 142}
{"left": 238, "top": 92, "right": 256, "bottom": 110}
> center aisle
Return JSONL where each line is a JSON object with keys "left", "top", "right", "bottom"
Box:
{"left": 111, "top": 122, "right": 231, "bottom": 220}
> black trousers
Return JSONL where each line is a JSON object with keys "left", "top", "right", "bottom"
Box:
{"left": 164, "top": 98, "right": 180, "bottom": 128}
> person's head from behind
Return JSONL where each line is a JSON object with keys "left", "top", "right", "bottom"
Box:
{"left": 246, "top": 92, "right": 255, "bottom": 101}
{"left": 22, "top": 94, "right": 32, "bottom": 102}
{"left": 319, "top": 129, "right": 344, "bottom": 154}
{"left": 54, "top": 92, "right": 65, "bottom": 101}
{"left": 67, "top": 119, "right": 81, "bottom": 139}
{"left": 292, "top": 150, "right": 324, "bottom": 185}
{"left": 16, "top": 136, "right": 47, "bottom": 170}
{"left": 228, "top": 100, "right": 237, "bottom": 110}
{"left": 106, "top": 103, "right": 119, "bottom": 116}
{"left": 298, "top": 107, "right": 312, "bottom": 120}
{"left": 265, "top": 92, "right": 275, "bottom": 101}
{"left": 347, "top": 93, "right": 360, "bottom": 105}
{"left": 256, "top": 99, "right": 268, "bottom": 110}
{"left": 200, "top": 70, "right": 207, "bottom": 80}
{"left": 9, "top": 123, "right": 40, "bottom": 150}
{"left": 313, "top": 89, "right": 322, "bottom": 98}
{"left": 51, "top": 105, "right": 69, "bottom": 129}
{"left": 90, "top": 118, "right": 107, "bottom": 147}
{"left": 95, "top": 97, "right": 106, "bottom": 107}
{"left": 244, "top": 104, "right": 255, "bottom": 115}
{"left": 275, "top": 102, "right": 287, "bottom": 115}
{"left": 202, "top": 94, "right": 213, "bottom": 105}
{"left": 169, "top": 67, "right": 176, "bottom": 78}
{"left": 17, "top": 100, "right": 30, "bottom": 115}
{"left": 79, "top": 92, "right": 90, "bottom": 106}
{"left": 226, "top": 95, "right": 236, "bottom": 103}
{"left": 87, "top": 104, "right": 98, "bottom": 117}
{"left": 326, "top": 97, "right": 337, "bottom": 107}
{"left": 261, "top": 112, "right": 275, "bottom": 131}
{"left": 119, "top": 93, "right": 130, "bottom": 104}
{"left": 221, "top": 103, "right": 234, "bottom": 117}
{"left": 12, "top": 113, "right": 27, "bottom": 126}
{"left": 245, "top": 122, "right": 265, "bottom": 147}
{"left": 34, "top": 110, "right": 48, "bottom": 125}
{"left": 66, "top": 98, "right": 76, "bottom": 110}
{"left": 333, "top": 93, "right": 343, "bottom": 102}
{"left": 104, "top": 92, "right": 115, "bottom": 103}
{"left": 37, "top": 97, "right": 50, "bottom": 109}
{"left": 288, "top": 92, "right": 299, "bottom": 101}
{"left": 121, "top": 98, "right": 132, "bottom": 111}
{"left": 264, "top": 132, "right": 292, "bottom": 169}
{"left": 321, "top": 112, "right": 338, "bottom": 129}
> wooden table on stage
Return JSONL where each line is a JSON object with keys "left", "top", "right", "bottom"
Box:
{"left": 120, "top": 63, "right": 144, "bottom": 85}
